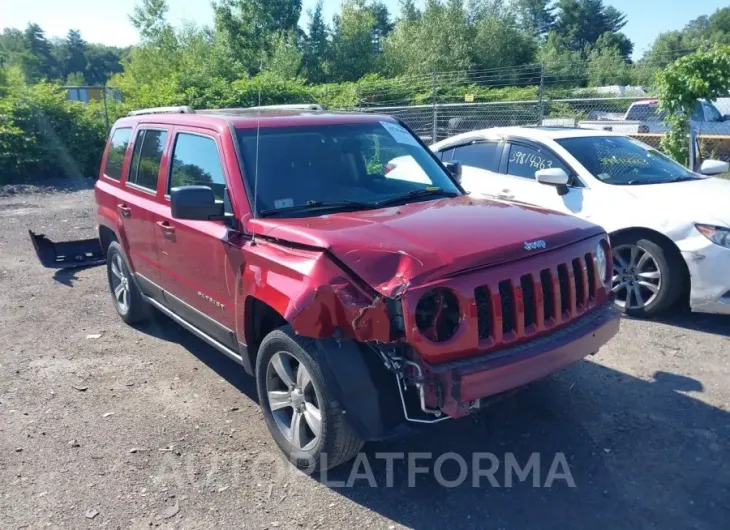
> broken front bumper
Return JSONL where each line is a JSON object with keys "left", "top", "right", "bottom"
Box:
{"left": 682, "top": 243, "right": 730, "bottom": 315}
{"left": 424, "top": 303, "right": 621, "bottom": 418}
{"left": 28, "top": 230, "right": 105, "bottom": 269}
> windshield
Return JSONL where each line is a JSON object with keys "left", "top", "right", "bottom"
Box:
{"left": 556, "top": 136, "right": 702, "bottom": 185}
{"left": 236, "top": 121, "right": 460, "bottom": 216}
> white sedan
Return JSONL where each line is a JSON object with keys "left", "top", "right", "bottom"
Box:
{"left": 425, "top": 127, "right": 730, "bottom": 318}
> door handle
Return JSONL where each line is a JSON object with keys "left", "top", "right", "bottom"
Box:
{"left": 498, "top": 189, "right": 514, "bottom": 200}
{"left": 117, "top": 203, "right": 131, "bottom": 218}
{"left": 156, "top": 220, "right": 176, "bottom": 236}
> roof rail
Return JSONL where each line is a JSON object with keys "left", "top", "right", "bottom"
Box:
{"left": 127, "top": 106, "right": 195, "bottom": 117}
{"left": 246, "top": 104, "right": 323, "bottom": 111}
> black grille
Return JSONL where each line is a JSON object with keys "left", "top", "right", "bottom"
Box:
{"left": 572, "top": 258, "right": 586, "bottom": 308}
{"left": 499, "top": 280, "right": 515, "bottom": 334}
{"left": 540, "top": 269, "right": 554, "bottom": 321}
{"left": 475, "top": 286, "right": 492, "bottom": 340}
{"left": 585, "top": 253, "right": 596, "bottom": 300}
{"left": 520, "top": 275, "right": 536, "bottom": 329}
{"left": 557, "top": 264, "right": 571, "bottom": 315}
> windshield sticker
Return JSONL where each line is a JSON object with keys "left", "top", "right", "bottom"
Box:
{"left": 380, "top": 121, "right": 419, "bottom": 147}
{"left": 509, "top": 149, "right": 553, "bottom": 170}
{"left": 274, "top": 198, "right": 294, "bottom": 209}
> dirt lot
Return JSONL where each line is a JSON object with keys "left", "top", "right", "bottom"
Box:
{"left": 1, "top": 186, "right": 729, "bottom": 529}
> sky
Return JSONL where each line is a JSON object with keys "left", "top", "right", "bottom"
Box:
{"left": 0, "top": 0, "right": 728, "bottom": 57}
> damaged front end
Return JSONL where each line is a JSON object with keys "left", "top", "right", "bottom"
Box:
{"left": 28, "top": 230, "right": 105, "bottom": 269}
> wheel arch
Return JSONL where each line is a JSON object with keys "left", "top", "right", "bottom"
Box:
{"left": 242, "top": 296, "right": 288, "bottom": 374}
{"left": 609, "top": 226, "right": 691, "bottom": 308}
{"left": 98, "top": 225, "right": 118, "bottom": 255}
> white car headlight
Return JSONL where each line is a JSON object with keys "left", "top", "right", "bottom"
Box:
{"left": 696, "top": 224, "right": 730, "bottom": 249}
{"left": 595, "top": 243, "right": 609, "bottom": 284}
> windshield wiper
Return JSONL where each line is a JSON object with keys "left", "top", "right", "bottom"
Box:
{"left": 375, "top": 188, "right": 459, "bottom": 207}
{"left": 258, "top": 200, "right": 376, "bottom": 217}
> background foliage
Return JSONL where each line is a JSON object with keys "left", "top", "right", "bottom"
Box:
{"left": 2, "top": 0, "right": 730, "bottom": 183}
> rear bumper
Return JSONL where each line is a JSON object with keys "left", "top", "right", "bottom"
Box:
{"left": 427, "top": 304, "right": 620, "bottom": 418}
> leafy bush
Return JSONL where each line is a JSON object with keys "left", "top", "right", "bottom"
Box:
{"left": 0, "top": 82, "right": 109, "bottom": 183}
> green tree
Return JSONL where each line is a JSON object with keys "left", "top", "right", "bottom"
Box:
{"left": 657, "top": 45, "right": 730, "bottom": 164}
{"left": 553, "top": 0, "right": 629, "bottom": 52}
{"left": 513, "top": 0, "right": 555, "bottom": 36}
{"left": 213, "top": 0, "right": 302, "bottom": 74}
{"left": 383, "top": 0, "right": 473, "bottom": 75}
{"left": 57, "top": 30, "right": 88, "bottom": 82}
{"left": 328, "top": 0, "right": 379, "bottom": 82}
{"left": 21, "top": 23, "right": 58, "bottom": 81}
{"left": 267, "top": 31, "right": 303, "bottom": 79}
{"left": 84, "top": 44, "right": 127, "bottom": 85}
{"left": 586, "top": 45, "right": 630, "bottom": 86}
{"left": 303, "top": 0, "right": 329, "bottom": 83}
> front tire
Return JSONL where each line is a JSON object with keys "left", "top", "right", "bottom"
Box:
{"left": 106, "top": 241, "right": 148, "bottom": 325}
{"left": 610, "top": 233, "right": 685, "bottom": 318}
{"left": 256, "top": 327, "right": 364, "bottom": 471}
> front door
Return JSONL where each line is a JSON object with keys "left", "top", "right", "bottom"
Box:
{"left": 154, "top": 128, "right": 239, "bottom": 350}
{"left": 498, "top": 140, "right": 588, "bottom": 213}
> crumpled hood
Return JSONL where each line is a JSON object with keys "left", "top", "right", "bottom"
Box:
{"left": 623, "top": 177, "right": 730, "bottom": 226}
{"left": 248, "top": 196, "right": 604, "bottom": 297}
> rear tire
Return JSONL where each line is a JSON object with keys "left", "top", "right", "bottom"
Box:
{"left": 106, "top": 242, "right": 149, "bottom": 325}
{"left": 256, "top": 326, "right": 364, "bottom": 471}
{"left": 610, "top": 233, "right": 685, "bottom": 318}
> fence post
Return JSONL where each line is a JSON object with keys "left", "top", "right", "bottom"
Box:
{"left": 102, "top": 84, "right": 110, "bottom": 131}
{"left": 432, "top": 72, "right": 438, "bottom": 143}
{"left": 537, "top": 62, "right": 545, "bottom": 126}
{"left": 689, "top": 126, "right": 698, "bottom": 171}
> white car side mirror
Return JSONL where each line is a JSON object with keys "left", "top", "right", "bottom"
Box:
{"left": 699, "top": 159, "right": 729, "bottom": 176}
{"left": 535, "top": 168, "right": 570, "bottom": 186}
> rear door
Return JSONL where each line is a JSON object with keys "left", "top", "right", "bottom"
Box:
{"left": 120, "top": 127, "right": 170, "bottom": 283}
{"left": 439, "top": 140, "right": 509, "bottom": 197}
{"left": 153, "top": 128, "right": 239, "bottom": 350}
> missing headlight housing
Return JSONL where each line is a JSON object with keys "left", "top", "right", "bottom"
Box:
{"left": 415, "top": 288, "right": 460, "bottom": 342}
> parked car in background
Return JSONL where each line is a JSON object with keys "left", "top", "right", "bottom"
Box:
{"left": 29, "top": 109, "right": 619, "bottom": 470}
{"left": 428, "top": 127, "right": 730, "bottom": 318}
{"left": 574, "top": 99, "right": 730, "bottom": 135}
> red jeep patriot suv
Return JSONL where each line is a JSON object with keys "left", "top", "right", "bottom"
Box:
{"left": 31, "top": 106, "right": 620, "bottom": 470}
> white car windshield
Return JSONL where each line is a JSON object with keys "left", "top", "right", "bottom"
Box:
{"left": 556, "top": 136, "right": 703, "bottom": 185}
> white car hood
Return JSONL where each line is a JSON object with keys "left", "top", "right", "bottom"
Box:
{"left": 623, "top": 177, "right": 730, "bottom": 226}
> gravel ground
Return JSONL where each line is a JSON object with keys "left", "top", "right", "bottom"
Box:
{"left": 1, "top": 187, "right": 729, "bottom": 529}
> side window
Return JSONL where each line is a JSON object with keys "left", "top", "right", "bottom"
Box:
{"left": 505, "top": 143, "right": 567, "bottom": 180}
{"left": 103, "top": 128, "right": 132, "bottom": 180}
{"left": 169, "top": 133, "right": 226, "bottom": 200}
{"left": 451, "top": 142, "right": 500, "bottom": 172}
{"left": 128, "top": 129, "right": 168, "bottom": 192}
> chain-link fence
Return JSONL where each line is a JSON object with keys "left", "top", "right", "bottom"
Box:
{"left": 359, "top": 96, "right": 730, "bottom": 168}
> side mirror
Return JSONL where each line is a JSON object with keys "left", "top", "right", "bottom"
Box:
{"left": 170, "top": 186, "right": 224, "bottom": 220}
{"left": 444, "top": 161, "right": 462, "bottom": 183}
{"left": 536, "top": 168, "right": 570, "bottom": 186}
{"left": 536, "top": 168, "right": 570, "bottom": 196}
{"left": 699, "top": 159, "right": 729, "bottom": 176}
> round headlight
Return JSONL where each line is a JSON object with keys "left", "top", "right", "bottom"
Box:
{"left": 415, "top": 288, "right": 460, "bottom": 342}
{"left": 596, "top": 243, "right": 609, "bottom": 284}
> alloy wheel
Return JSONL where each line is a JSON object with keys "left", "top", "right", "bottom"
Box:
{"left": 612, "top": 244, "right": 662, "bottom": 310}
{"left": 110, "top": 253, "right": 130, "bottom": 313}
{"left": 265, "top": 351, "right": 322, "bottom": 451}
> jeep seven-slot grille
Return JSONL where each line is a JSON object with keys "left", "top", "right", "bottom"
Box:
{"left": 474, "top": 253, "right": 598, "bottom": 344}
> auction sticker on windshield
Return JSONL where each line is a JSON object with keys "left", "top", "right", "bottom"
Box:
{"left": 381, "top": 121, "right": 419, "bottom": 147}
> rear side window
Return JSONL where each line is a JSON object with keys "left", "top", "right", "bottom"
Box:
{"left": 451, "top": 142, "right": 500, "bottom": 172}
{"left": 169, "top": 133, "right": 226, "bottom": 200}
{"left": 103, "top": 128, "right": 132, "bottom": 180}
{"left": 128, "top": 129, "right": 168, "bottom": 192}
